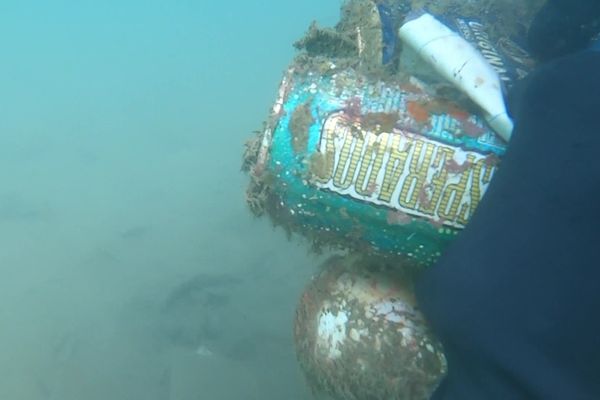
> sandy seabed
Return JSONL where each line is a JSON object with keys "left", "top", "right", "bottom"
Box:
{"left": 0, "top": 1, "right": 341, "bottom": 399}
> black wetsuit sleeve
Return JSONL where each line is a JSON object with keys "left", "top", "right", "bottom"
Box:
{"left": 416, "top": 50, "right": 600, "bottom": 400}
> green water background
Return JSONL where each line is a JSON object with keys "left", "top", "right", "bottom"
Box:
{"left": 0, "top": 1, "right": 341, "bottom": 398}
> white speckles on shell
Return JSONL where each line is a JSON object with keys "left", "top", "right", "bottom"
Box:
{"left": 374, "top": 335, "right": 382, "bottom": 352}
{"left": 372, "top": 299, "right": 413, "bottom": 323}
{"left": 349, "top": 328, "right": 369, "bottom": 342}
{"left": 294, "top": 256, "right": 447, "bottom": 400}
{"left": 399, "top": 326, "right": 417, "bottom": 348}
{"left": 357, "top": 358, "right": 368, "bottom": 371}
{"left": 317, "top": 309, "right": 349, "bottom": 359}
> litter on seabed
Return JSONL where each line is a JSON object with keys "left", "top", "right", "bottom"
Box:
{"left": 243, "top": 0, "right": 543, "bottom": 267}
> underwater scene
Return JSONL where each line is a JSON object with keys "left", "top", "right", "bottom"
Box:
{"left": 0, "top": 1, "right": 340, "bottom": 399}
{"left": 4, "top": 0, "right": 598, "bottom": 399}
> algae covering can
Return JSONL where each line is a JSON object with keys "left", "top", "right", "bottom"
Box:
{"left": 245, "top": 67, "right": 506, "bottom": 267}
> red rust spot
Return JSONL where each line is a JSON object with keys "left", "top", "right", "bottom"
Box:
{"left": 418, "top": 184, "right": 434, "bottom": 209}
{"left": 448, "top": 107, "right": 470, "bottom": 121}
{"left": 483, "top": 153, "right": 501, "bottom": 166}
{"left": 460, "top": 119, "right": 487, "bottom": 138}
{"left": 342, "top": 96, "right": 362, "bottom": 123}
{"left": 406, "top": 101, "right": 430, "bottom": 123}
{"left": 386, "top": 210, "right": 412, "bottom": 226}
{"left": 364, "top": 181, "right": 379, "bottom": 196}
{"left": 445, "top": 158, "right": 472, "bottom": 174}
{"left": 430, "top": 217, "right": 447, "bottom": 229}
{"left": 400, "top": 82, "right": 424, "bottom": 94}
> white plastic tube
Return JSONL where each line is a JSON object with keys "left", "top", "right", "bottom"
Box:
{"left": 398, "top": 12, "right": 513, "bottom": 142}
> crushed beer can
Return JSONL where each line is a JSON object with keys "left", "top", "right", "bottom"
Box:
{"left": 243, "top": 0, "right": 541, "bottom": 266}
{"left": 244, "top": 66, "right": 505, "bottom": 266}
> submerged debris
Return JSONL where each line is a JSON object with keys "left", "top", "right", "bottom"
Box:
{"left": 294, "top": 21, "right": 357, "bottom": 58}
{"left": 410, "top": 0, "right": 545, "bottom": 40}
{"left": 289, "top": 101, "right": 314, "bottom": 154}
{"left": 241, "top": 130, "right": 263, "bottom": 173}
{"left": 294, "top": 255, "right": 447, "bottom": 399}
{"left": 241, "top": 0, "right": 538, "bottom": 264}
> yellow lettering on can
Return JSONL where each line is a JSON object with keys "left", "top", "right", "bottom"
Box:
{"left": 419, "top": 147, "right": 454, "bottom": 216}
{"left": 399, "top": 140, "right": 434, "bottom": 211}
{"left": 457, "top": 159, "right": 496, "bottom": 225}
{"left": 355, "top": 133, "right": 387, "bottom": 196}
{"left": 438, "top": 154, "right": 475, "bottom": 222}
{"left": 378, "top": 135, "right": 410, "bottom": 203}
{"left": 333, "top": 133, "right": 365, "bottom": 190}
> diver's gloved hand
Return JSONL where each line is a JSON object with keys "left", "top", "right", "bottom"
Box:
{"left": 528, "top": 0, "right": 600, "bottom": 61}
{"left": 508, "top": 0, "right": 600, "bottom": 123}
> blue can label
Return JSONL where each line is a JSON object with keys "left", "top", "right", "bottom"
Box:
{"left": 249, "top": 68, "right": 505, "bottom": 265}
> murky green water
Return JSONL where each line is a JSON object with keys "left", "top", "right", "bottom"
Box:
{"left": 0, "top": 1, "right": 340, "bottom": 399}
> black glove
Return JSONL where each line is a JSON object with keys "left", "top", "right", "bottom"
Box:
{"left": 528, "top": 0, "right": 600, "bottom": 61}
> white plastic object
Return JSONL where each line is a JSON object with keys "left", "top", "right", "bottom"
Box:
{"left": 398, "top": 12, "right": 513, "bottom": 142}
